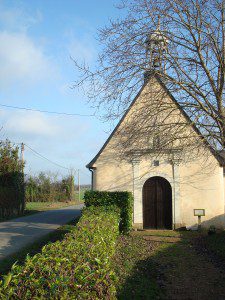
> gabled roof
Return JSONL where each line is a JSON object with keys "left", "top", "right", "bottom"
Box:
{"left": 218, "top": 150, "right": 225, "bottom": 163}
{"left": 86, "top": 73, "right": 225, "bottom": 168}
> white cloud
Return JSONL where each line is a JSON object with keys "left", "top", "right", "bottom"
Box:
{"left": 0, "top": 3, "right": 42, "bottom": 31}
{"left": 1, "top": 110, "right": 59, "bottom": 138}
{"left": 0, "top": 4, "right": 96, "bottom": 183}
{"left": 0, "top": 109, "right": 91, "bottom": 144}
{"left": 0, "top": 31, "right": 56, "bottom": 87}
{"left": 0, "top": 3, "right": 57, "bottom": 88}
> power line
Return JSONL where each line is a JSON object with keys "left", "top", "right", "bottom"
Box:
{"left": 1, "top": 138, "right": 90, "bottom": 176}
{"left": 0, "top": 103, "right": 94, "bottom": 117}
{"left": 0, "top": 139, "right": 85, "bottom": 175}
{"left": 80, "top": 169, "right": 90, "bottom": 178}
{"left": 25, "top": 144, "right": 70, "bottom": 170}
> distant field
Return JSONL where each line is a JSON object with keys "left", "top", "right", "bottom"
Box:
{"left": 26, "top": 200, "right": 83, "bottom": 213}
{"left": 26, "top": 190, "right": 86, "bottom": 213}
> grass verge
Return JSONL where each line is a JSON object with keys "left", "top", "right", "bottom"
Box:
{"left": 195, "top": 230, "right": 225, "bottom": 262}
{"left": 113, "top": 234, "right": 162, "bottom": 299}
{"left": 25, "top": 200, "right": 83, "bottom": 212}
{"left": 113, "top": 230, "right": 225, "bottom": 300}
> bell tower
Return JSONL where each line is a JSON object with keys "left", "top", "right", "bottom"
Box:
{"left": 145, "top": 22, "right": 168, "bottom": 75}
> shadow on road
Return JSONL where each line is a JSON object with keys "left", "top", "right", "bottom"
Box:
{"left": 0, "top": 217, "right": 80, "bottom": 276}
{"left": 0, "top": 205, "right": 83, "bottom": 260}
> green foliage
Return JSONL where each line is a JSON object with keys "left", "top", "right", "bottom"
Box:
{"left": 0, "top": 218, "right": 79, "bottom": 276}
{"left": 0, "top": 206, "right": 120, "bottom": 299}
{"left": 0, "top": 140, "right": 24, "bottom": 219}
{"left": 113, "top": 234, "right": 161, "bottom": 299}
{"left": 202, "top": 230, "right": 225, "bottom": 261}
{"left": 208, "top": 225, "right": 216, "bottom": 235}
{"left": 25, "top": 173, "right": 75, "bottom": 202}
{"left": 84, "top": 190, "right": 133, "bottom": 233}
{"left": 0, "top": 140, "right": 24, "bottom": 174}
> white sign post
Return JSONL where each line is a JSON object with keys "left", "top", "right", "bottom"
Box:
{"left": 194, "top": 209, "right": 205, "bottom": 230}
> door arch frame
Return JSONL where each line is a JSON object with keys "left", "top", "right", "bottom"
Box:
{"left": 139, "top": 171, "right": 176, "bottom": 229}
{"left": 142, "top": 176, "right": 172, "bottom": 229}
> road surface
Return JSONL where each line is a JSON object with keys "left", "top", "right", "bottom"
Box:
{"left": 0, "top": 204, "right": 83, "bottom": 260}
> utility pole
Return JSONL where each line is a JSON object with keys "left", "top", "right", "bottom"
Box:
{"left": 20, "top": 142, "right": 25, "bottom": 213}
{"left": 78, "top": 169, "right": 80, "bottom": 202}
{"left": 69, "top": 168, "right": 75, "bottom": 201}
{"left": 21, "top": 143, "right": 25, "bottom": 172}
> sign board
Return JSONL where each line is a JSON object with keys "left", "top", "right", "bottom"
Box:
{"left": 194, "top": 209, "right": 205, "bottom": 216}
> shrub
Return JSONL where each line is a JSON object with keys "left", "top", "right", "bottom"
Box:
{"left": 0, "top": 172, "right": 24, "bottom": 218}
{"left": 0, "top": 206, "right": 120, "bottom": 299}
{"left": 0, "top": 140, "right": 24, "bottom": 219}
{"left": 25, "top": 173, "right": 75, "bottom": 203}
{"left": 84, "top": 191, "right": 133, "bottom": 233}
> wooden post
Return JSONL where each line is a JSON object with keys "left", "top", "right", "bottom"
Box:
{"left": 20, "top": 142, "right": 25, "bottom": 213}
{"left": 78, "top": 169, "right": 80, "bottom": 202}
{"left": 194, "top": 209, "right": 205, "bottom": 230}
{"left": 21, "top": 143, "right": 25, "bottom": 172}
{"left": 198, "top": 216, "right": 201, "bottom": 230}
{"left": 70, "top": 173, "right": 75, "bottom": 201}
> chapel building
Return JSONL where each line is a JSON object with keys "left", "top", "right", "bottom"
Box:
{"left": 86, "top": 28, "right": 225, "bottom": 230}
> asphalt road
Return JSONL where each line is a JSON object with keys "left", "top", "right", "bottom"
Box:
{"left": 0, "top": 204, "right": 83, "bottom": 260}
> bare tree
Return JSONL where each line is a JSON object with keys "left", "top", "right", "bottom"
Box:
{"left": 74, "top": 0, "right": 225, "bottom": 152}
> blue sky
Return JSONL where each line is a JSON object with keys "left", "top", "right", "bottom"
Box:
{"left": 0, "top": 0, "right": 122, "bottom": 184}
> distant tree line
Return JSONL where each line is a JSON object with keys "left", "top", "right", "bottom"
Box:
{"left": 78, "top": 184, "right": 91, "bottom": 191}
{"left": 25, "top": 172, "right": 75, "bottom": 202}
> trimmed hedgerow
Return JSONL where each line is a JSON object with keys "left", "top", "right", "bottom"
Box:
{"left": 0, "top": 140, "right": 25, "bottom": 219}
{"left": 0, "top": 172, "right": 25, "bottom": 219}
{"left": 84, "top": 191, "right": 133, "bottom": 233}
{"left": 0, "top": 206, "right": 120, "bottom": 299}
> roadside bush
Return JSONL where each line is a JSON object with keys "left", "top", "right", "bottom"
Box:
{"left": 84, "top": 190, "right": 133, "bottom": 233}
{"left": 0, "top": 140, "right": 25, "bottom": 219}
{"left": 0, "top": 172, "right": 24, "bottom": 218}
{"left": 0, "top": 206, "right": 120, "bottom": 299}
{"left": 25, "top": 172, "right": 75, "bottom": 203}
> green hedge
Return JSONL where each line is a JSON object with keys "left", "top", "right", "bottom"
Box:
{"left": 84, "top": 191, "right": 133, "bottom": 233}
{"left": 0, "top": 172, "right": 25, "bottom": 219}
{"left": 0, "top": 206, "right": 120, "bottom": 299}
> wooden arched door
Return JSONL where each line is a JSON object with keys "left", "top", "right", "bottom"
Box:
{"left": 143, "top": 176, "right": 172, "bottom": 229}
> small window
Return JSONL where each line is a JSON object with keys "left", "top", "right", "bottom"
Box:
{"left": 153, "top": 160, "right": 159, "bottom": 166}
